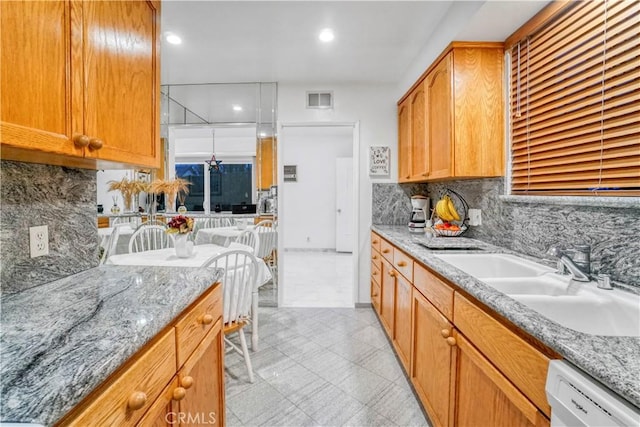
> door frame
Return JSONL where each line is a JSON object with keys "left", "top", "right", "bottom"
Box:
{"left": 277, "top": 121, "right": 360, "bottom": 307}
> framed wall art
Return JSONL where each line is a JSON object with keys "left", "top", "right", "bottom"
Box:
{"left": 369, "top": 146, "right": 390, "bottom": 176}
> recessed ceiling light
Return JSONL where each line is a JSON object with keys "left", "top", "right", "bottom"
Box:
{"left": 259, "top": 132, "right": 267, "bottom": 137}
{"left": 233, "top": 105, "right": 243, "bottom": 112}
{"left": 165, "top": 32, "right": 182, "bottom": 45}
{"left": 319, "top": 28, "right": 335, "bottom": 43}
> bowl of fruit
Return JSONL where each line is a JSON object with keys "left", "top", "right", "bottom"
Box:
{"left": 432, "top": 191, "right": 468, "bottom": 237}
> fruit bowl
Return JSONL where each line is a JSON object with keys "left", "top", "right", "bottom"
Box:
{"left": 432, "top": 225, "right": 467, "bottom": 237}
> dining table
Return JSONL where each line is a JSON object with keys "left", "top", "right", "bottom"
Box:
{"left": 106, "top": 242, "right": 271, "bottom": 350}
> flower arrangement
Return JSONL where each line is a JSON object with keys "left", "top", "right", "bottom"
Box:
{"left": 166, "top": 215, "right": 194, "bottom": 234}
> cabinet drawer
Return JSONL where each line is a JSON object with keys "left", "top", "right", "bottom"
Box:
{"left": 136, "top": 377, "right": 178, "bottom": 427}
{"left": 371, "top": 248, "right": 382, "bottom": 271}
{"left": 175, "top": 285, "right": 222, "bottom": 368}
{"left": 371, "top": 261, "right": 381, "bottom": 285}
{"left": 393, "top": 248, "right": 413, "bottom": 282}
{"left": 371, "top": 279, "right": 381, "bottom": 313}
{"left": 371, "top": 232, "right": 382, "bottom": 253}
{"left": 380, "top": 239, "right": 394, "bottom": 263}
{"left": 414, "top": 263, "right": 454, "bottom": 321}
{"left": 454, "top": 293, "right": 551, "bottom": 416}
{"left": 66, "top": 329, "right": 176, "bottom": 427}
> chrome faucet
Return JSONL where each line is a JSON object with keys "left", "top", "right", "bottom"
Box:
{"left": 546, "top": 245, "right": 592, "bottom": 282}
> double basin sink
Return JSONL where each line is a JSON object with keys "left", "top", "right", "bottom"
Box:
{"left": 432, "top": 253, "right": 640, "bottom": 337}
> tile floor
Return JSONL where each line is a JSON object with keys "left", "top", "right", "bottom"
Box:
{"left": 225, "top": 307, "right": 430, "bottom": 427}
{"left": 281, "top": 251, "right": 354, "bottom": 307}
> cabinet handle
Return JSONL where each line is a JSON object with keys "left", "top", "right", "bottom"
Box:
{"left": 172, "top": 387, "right": 187, "bottom": 401}
{"left": 373, "top": 271, "right": 378, "bottom": 275}
{"left": 88, "top": 137, "right": 103, "bottom": 150}
{"left": 181, "top": 376, "right": 194, "bottom": 389}
{"left": 372, "top": 292, "right": 378, "bottom": 297}
{"left": 372, "top": 255, "right": 378, "bottom": 260}
{"left": 397, "top": 261, "right": 407, "bottom": 267}
{"left": 389, "top": 270, "right": 396, "bottom": 277}
{"left": 200, "top": 314, "right": 214, "bottom": 325}
{"left": 372, "top": 240, "right": 379, "bottom": 244}
{"left": 382, "top": 249, "right": 391, "bottom": 254}
{"left": 422, "top": 173, "right": 428, "bottom": 177}
{"left": 73, "top": 134, "right": 90, "bottom": 148}
{"left": 127, "top": 391, "right": 148, "bottom": 410}
{"left": 446, "top": 337, "right": 457, "bottom": 347}
{"left": 441, "top": 329, "right": 450, "bottom": 338}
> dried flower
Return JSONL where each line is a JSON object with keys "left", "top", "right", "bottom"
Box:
{"left": 166, "top": 215, "right": 194, "bottom": 234}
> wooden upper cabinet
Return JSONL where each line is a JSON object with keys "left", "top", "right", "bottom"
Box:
{"left": 81, "top": 0, "right": 160, "bottom": 168}
{"left": 397, "top": 99, "right": 411, "bottom": 182}
{"left": 257, "top": 137, "right": 277, "bottom": 190}
{"left": 427, "top": 54, "right": 453, "bottom": 180}
{"left": 409, "top": 83, "right": 428, "bottom": 180}
{"left": 397, "top": 42, "right": 504, "bottom": 182}
{"left": 0, "top": 0, "right": 160, "bottom": 170}
{"left": 0, "top": 1, "right": 84, "bottom": 159}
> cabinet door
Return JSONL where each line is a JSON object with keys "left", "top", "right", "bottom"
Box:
{"left": 136, "top": 378, "right": 179, "bottom": 427}
{"left": 409, "top": 83, "right": 428, "bottom": 180}
{"left": 178, "top": 318, "right": 225, "bottom": 427}
{"left": 454, "top": 333, "right": 549, "bottom": 427}
{"left": 0, "top": 0, "right": 84, "bottom": 158}
{"left": 257, "top": 137, "right": 276, "bottom": 190}
{"left": 411, "top": 290, "right": 455, "bottom": 427}
{"left": 393, "top": 275, "right": 412, "bottom": 370}
{"left": 380, "top": 260, "right": 396, "bottom": 337}
{"left": 397, "top": 99, "right": 411, "bottom": 182}
{"left": 80, "top": 0, "right": 160, "bottom": 168}
{"left": 427, "top": 53, "right": 453, "bottom": 180}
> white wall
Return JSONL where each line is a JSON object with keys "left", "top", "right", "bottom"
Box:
{"left": 97, "top": 170, "right": 134, "bottom": 211}
{"left": 278, "top": 83, "right": 397, "bottom": 304}
{"left": 281, "top": 127, "right": 353, "bottom": 249}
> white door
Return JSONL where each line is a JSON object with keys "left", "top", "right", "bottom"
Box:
{"left": 335, "top": 157, "right": 353, "bottom": 252}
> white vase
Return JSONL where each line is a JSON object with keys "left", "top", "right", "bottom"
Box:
{"left": 174, "top": 233, "right": 193, "bottom": 258}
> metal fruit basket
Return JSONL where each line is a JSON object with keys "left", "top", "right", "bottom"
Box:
{"left": 431, "top": 189, "right": 469, "bottom": 237}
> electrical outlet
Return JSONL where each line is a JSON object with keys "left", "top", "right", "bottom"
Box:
{"left": 468, "top": 209, "right": 482, "bottom": 226}
{"left": 29, "top": 225, "right": 49, "bottom": 258}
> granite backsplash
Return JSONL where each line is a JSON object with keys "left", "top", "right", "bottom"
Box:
{"left": 0, "top": 161, "right": 99, "bottom": 293}
{"left": 372, "top": 179, "right": 640, "bottom": 287}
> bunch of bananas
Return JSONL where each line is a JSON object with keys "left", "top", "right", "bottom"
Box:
{"left": 435, "top": 195, "right": 460, "bottom": 222}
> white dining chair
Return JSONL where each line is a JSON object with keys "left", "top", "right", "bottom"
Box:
{"left": 128, "top": 225, "right": 174, "bottom": 253}
{"left": 236, "top": 229, "right": 260, "bottom": 254}
{"left": 201, "top": 249, "right": 259, "bottom": 383}
{"left": 99, "top": 223, "right": 129, "bottom": 265}
{"left": 112, "top": 215, "right": 141, "bottom": 229}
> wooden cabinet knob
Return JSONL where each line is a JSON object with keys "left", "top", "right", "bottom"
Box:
{"left": 372, "top": 292, "right": 378, "bottom": 297}
{"left": 441, "top": 329, "right": 450, "bottom": 338}
{"left": 389, "top": 270, "right": 396, "bottom": 277}
{"left": 405, "top": 175, "right": 410, "bottom": 179}
{"left": 446, "top": 337, "right": 457, "bottom": 347}
{"left": 372, "top": 240, "right": 379, "bottom": 244}
{"left": 373, "top": 271, "right": 378, "bottom": 275}
{"left": 382, "top": 249, "right": 391, "bottom": 254}
{"left": 88, "top": 137, "right": 103, "bottom": 149}
{"left": 372, "top": 255, "right": 378, "bottom": 260}
{"left": 181, "top": 376, "right": 194, "bottom": 389}
{"left": 172, "top": 387, "right": 187, "bottom": 401}
{"left": 397, "top": 261, "right": 407, "bottom": 267}
{"left": 73, "top": 134, "right": 90, "bottom": 148}
{"left": 127, "top": 391, "right": 147, "bottom": 410}
{"left": 200, "top": 314, "right": 214, "bottom": 325}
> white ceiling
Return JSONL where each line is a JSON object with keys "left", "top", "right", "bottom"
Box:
{"left": 161, "top": 1, "right": 550, "bottom": 86}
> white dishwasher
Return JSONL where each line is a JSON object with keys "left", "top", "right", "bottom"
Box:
{"left": 546, "top": 360, "right": 640, "bottom": 426}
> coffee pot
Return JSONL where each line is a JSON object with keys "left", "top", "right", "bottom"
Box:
{"left": 408, "top": 195, "right": 429, "bottom": 233}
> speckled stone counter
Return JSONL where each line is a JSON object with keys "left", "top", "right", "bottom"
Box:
{"left": 372, "top": 225, "right": 640, "bottom": 409}
{"left": 0, "top": 265, "right": 223, "bottom": 425}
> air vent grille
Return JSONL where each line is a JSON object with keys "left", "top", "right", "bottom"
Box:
{"left": 306, "top": 91, "right": 333, "bottom": 109}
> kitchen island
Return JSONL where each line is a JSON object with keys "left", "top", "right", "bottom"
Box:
{"left": 0, "top": 265, "right": 223, "bottom": 425}
{"left": 372, "top": 225, "right": 640, "bottom": 410}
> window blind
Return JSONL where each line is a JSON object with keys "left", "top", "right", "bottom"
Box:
{"left": 509, "top": 0, "right": 640, "bottom": 196}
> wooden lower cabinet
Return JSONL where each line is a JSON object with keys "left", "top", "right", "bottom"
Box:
{"left": 60, "top": 285, "right": 224, "bottom": 427}
{"left": 380, "top": 259, "right": 396, "bottom": 336}
{"left": 454, "top": 333, "right": 549, "bottom": 427}
{"left": 393, "top": 274, "right": 412, "bottom": 370}
{"left": 411, "top": 290, "right": 455, "bottom": 427}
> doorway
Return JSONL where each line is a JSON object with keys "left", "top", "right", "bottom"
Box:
{"left": 277, "top": 123, "right": 359, "bottom": 307}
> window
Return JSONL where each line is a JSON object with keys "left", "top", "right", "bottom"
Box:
{"left": 508, "top": 0, "right": 639, "bottom": 196}
{"left": 175, "top": 162, "right": 254, "bottom": 212}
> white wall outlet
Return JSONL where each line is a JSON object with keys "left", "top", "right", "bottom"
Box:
{"left": 468, "top": 209, "right": 482, "bottom": 226}
{"left": 29, "top": 225, "right": 49, "bottom": 258}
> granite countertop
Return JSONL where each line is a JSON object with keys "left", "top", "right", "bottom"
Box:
{"left": 0, "top": 265, "right": 223, "bottom": 425}
{"left": 372, "top": 225, "right": 640, "bottom": 409}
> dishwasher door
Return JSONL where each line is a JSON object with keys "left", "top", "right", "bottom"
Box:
{"left": 545, "top": 360, "right": 640, "bottom": 426}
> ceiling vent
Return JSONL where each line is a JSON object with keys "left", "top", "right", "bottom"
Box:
{"left": 306, "top": 91, "right": 333, "bottom": 109}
